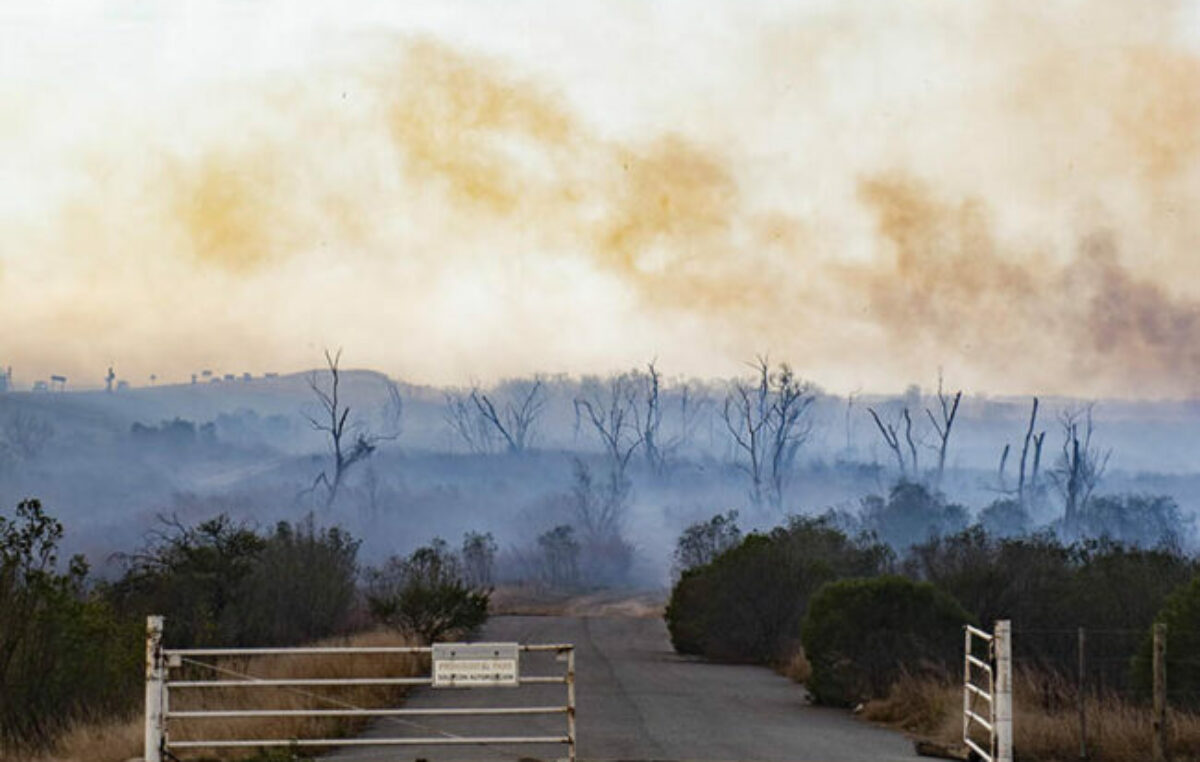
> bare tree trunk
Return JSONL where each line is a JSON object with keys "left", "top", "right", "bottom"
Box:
{"left": 924, "top": 375, "right": 961, "bottom": 487}
{"left": 997, "top": 443, "right": 1010, "bottom": 492}
{"left": 868, "top": 407, "right": 907, "bottom": 477}
{"left": 903, "top": 407, "right": 919, "bottom": 479}
{"left": 723, "top": 357, "right": 814, "bottom": 509}
{"left": 642, "top": 361, "right": 665, "bottom": 474}
{"left": 304, "top": 349, "right": 395, "bottom": 509}
{"left": 1017, "top": 397, "right": 1041, "bottom": 505}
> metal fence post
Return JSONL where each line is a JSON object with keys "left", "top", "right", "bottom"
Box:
{"left": 994, "top": 620, "right": 1013, "bottom": 762}
{"left": 567, "top": 647, "right": 577, "bottom": 762}
{"left": 145, "top": 615, "right": 166, "bottom": 762}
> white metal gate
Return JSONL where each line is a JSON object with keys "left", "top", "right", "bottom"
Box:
{"left": 963, "top": 620, "right": 1012, "bottom": 762}
{"left": 144, "top": 616, "right": 576, "bottom": 761}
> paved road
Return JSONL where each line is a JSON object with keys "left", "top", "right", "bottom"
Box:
{"left": 327, "top": 615, "right": 922, "bottom": 762}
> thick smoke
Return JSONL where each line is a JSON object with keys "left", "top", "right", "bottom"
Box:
{"left": 3, "top": 2, "right": 1200, "bottom": 396}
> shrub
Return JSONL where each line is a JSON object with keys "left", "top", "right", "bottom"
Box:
{"left": 665, "top": 516, "right": 890, "bottom": 663}
{"left": 461, "top": 531, "right": 497, "bottom": 589}
{"left": 910, "top": 529, "right": 1196, "bottom": 690}
{"left": 801, "top": 575, "right": 970, "bottom": 707}
{"left": 672, "top": 510, "right": 741, "bottom": 577}
{"left": 1132, "top": 575, "right": 1200, "bottom": 708}
{"left": 860, "top": 481, "right": 969, "bottom": 552}
{"left": 977, "top": 498, "right": 1031, "bottom": 538}
{"left": 234, "top": 516, "right": 360, "bottom": 645}
{"left": 0, "top": 500, "right": 140, "bottom": 752}
{"left": 1076, "top": 493, "right": 1189, "bottom": 548}
{"left": 110, "top": 513, "right": 359, "bottom": 648}
{"left": 536, "top": 524, "right": 580, "bottom": 589}
{"left": 109, "top": 514, "right": 267, "bottom": 647}
{"left": 366, "top": 539, "right": 489, "bottom": 643}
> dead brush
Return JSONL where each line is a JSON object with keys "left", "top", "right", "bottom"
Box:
{"left": 34, "top": 628, "right": 420, "bottom": 762}
{"left": 776, "top": 644, "right": 813, "bottom": 685}
{"left": 864, "top": 667, "right": 1200, "bottom": 761}
{"left": 862, "top": 671, "right": 960, "bottom": 738}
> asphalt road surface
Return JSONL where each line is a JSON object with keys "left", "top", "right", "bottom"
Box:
{"left": 326, "top": 615, "right": 923, "bottom": 762}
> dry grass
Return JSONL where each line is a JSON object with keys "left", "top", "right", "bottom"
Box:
{"left": 862, "top": 672, "right": 960, "bottom": 739}
{"left": 863, "top": 668, "right": 1200, "bottom": 761}
{"left": 776, "top": 644, "right": 813, "bottom": 685}
{"left": 29, "top": 628, "right": 420, "bottom": 762}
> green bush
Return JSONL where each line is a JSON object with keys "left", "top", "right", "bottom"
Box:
{"left": 110, "top": 514, "right": 266, "bottom": 647}
{"left": 910, "top": 529, "right": 1196, "bottom": 689}
{"left": 234, "top": 517, "right": 360, "bottom": 645}
{"left": 673, "top": 510, "right": 741, "bottom": 576}
{"left": 860, "top": 481, "right": 969, "bottom": 551}
{"left": 366, "top": 539, "right": 490, "bottom": 643}
{"left": 801, "top": 575, "right": 971, "bottom": 707}
{"left": 0, "top": 499, "right": 140, "bottom": 752}
{"left": 665, "top": 517, "right": 890, "bottom": 663}
{"left": 1132, "top": 575, "right": 1200, "bottom": 708}
{"left": 110, "top": 513, "right": 360, "bottom": 648}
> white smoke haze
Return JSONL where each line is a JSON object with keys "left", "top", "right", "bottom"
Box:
{"left": 2, "top": 1, "right": 1200, "bottom": 397}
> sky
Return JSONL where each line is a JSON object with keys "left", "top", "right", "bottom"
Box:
{"left": 3, "top": 1, "right": 1200, "bottom": 397}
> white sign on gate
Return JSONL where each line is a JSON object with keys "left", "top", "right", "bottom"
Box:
{"left": 432, "top": 642, "right": 520, "bottom": 687}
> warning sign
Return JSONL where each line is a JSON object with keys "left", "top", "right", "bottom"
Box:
{"left": 432, "top": 643, "right": 520, "bottom": 687}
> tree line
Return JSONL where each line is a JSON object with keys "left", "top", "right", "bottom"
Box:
{"left": 666, "top": 504, "right": 1200, "bottom": 709}
{"left": 0, "top": 499, "right": 493, "bottom": 754}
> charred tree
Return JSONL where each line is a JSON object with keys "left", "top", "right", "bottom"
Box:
{"left": 470, "top": 378, "right": 546, "bottom": 454}
{"left": 304, "top": 349, "right": 396, "bottom": 510}
{"left": 1051, "top": 404, "right": 1110, "bottom": 535}
{"left": 868, "top": 406, "right": 918, "bottom": 479}
{"left": 924, "top": 374, "right": 962, "bottom": 486}
{"left": 575, "top": 373, "right": 644, "bottom": 512}
{"left": 722, "top": 357, "right": 815, "bottom": 509}
{"left": 1015, "top": 397, "right": 1046, "bottom": 508}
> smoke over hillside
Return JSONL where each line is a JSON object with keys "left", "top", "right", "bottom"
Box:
{"left": 3, "top": 1, "right": 1200, "bottom": 396}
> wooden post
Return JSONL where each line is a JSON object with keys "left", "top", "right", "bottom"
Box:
{"left": 994, "top": 620, "right": 1013, "bottom": 762}
{"left": 144, "top": 616, "right": 165, "bottom": 762}
{"left": 1153, "top": 622, "right": 1168, "bottom": 762}
{"left": 1078, "top": 626, "right": 1088, "bottom": 760}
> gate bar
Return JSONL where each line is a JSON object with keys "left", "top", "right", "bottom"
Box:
{"left": 169, "top": 735, "right": 571, "bottom": 748}
{"left": 168, "top": 706, "right": 568, "bottom": 719}
{"left": 168, "top": 675, "right": 567, "bottom": 688}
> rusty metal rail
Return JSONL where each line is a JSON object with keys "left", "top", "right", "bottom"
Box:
{"left": 144, "top": 616, "right": 576, "bottom": 762}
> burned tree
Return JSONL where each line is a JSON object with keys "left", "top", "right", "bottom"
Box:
{"left": 1016, "top": 397, "right": 1047, "bottom": 508}
{"left": 722, "top": 358, "right": 816, "bottom": 509}
{"left": 636, "top": 361, "right": 705, "bottom": 475}
{"left": 1051, "top": 404, "right": 1110, "bottom": 535}
{"left": 470, "top": 377, "right": 546, "bottom": 454}
{"left": 996, "top": 397, "right": 1047, "bottom": 509}
{"left": 640, "top": 361, "right": 666, "bottom": 474}
{"left": 575, "top": 373, "right": 644, "bottom": 510}
{"left": 304, "top": 350, "right": 397, "bottom": 510}
{"left": 924, "top": 374, "right": 962, "bottom": 487}
{"left": 443, "top": 389, "right": 494, "bottom": 454}
{"left": 867, "top": 405, "right": 919, "bottom": 480}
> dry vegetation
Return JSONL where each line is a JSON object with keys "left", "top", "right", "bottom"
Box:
{"left": 863, "top": 670, "right": 1200, "bottom": 761}
{"left": 777, "top": 644, "right": 812, "bottom": 685}
{"left": 30, "top": 629, "right": 419, "bottom": 762}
